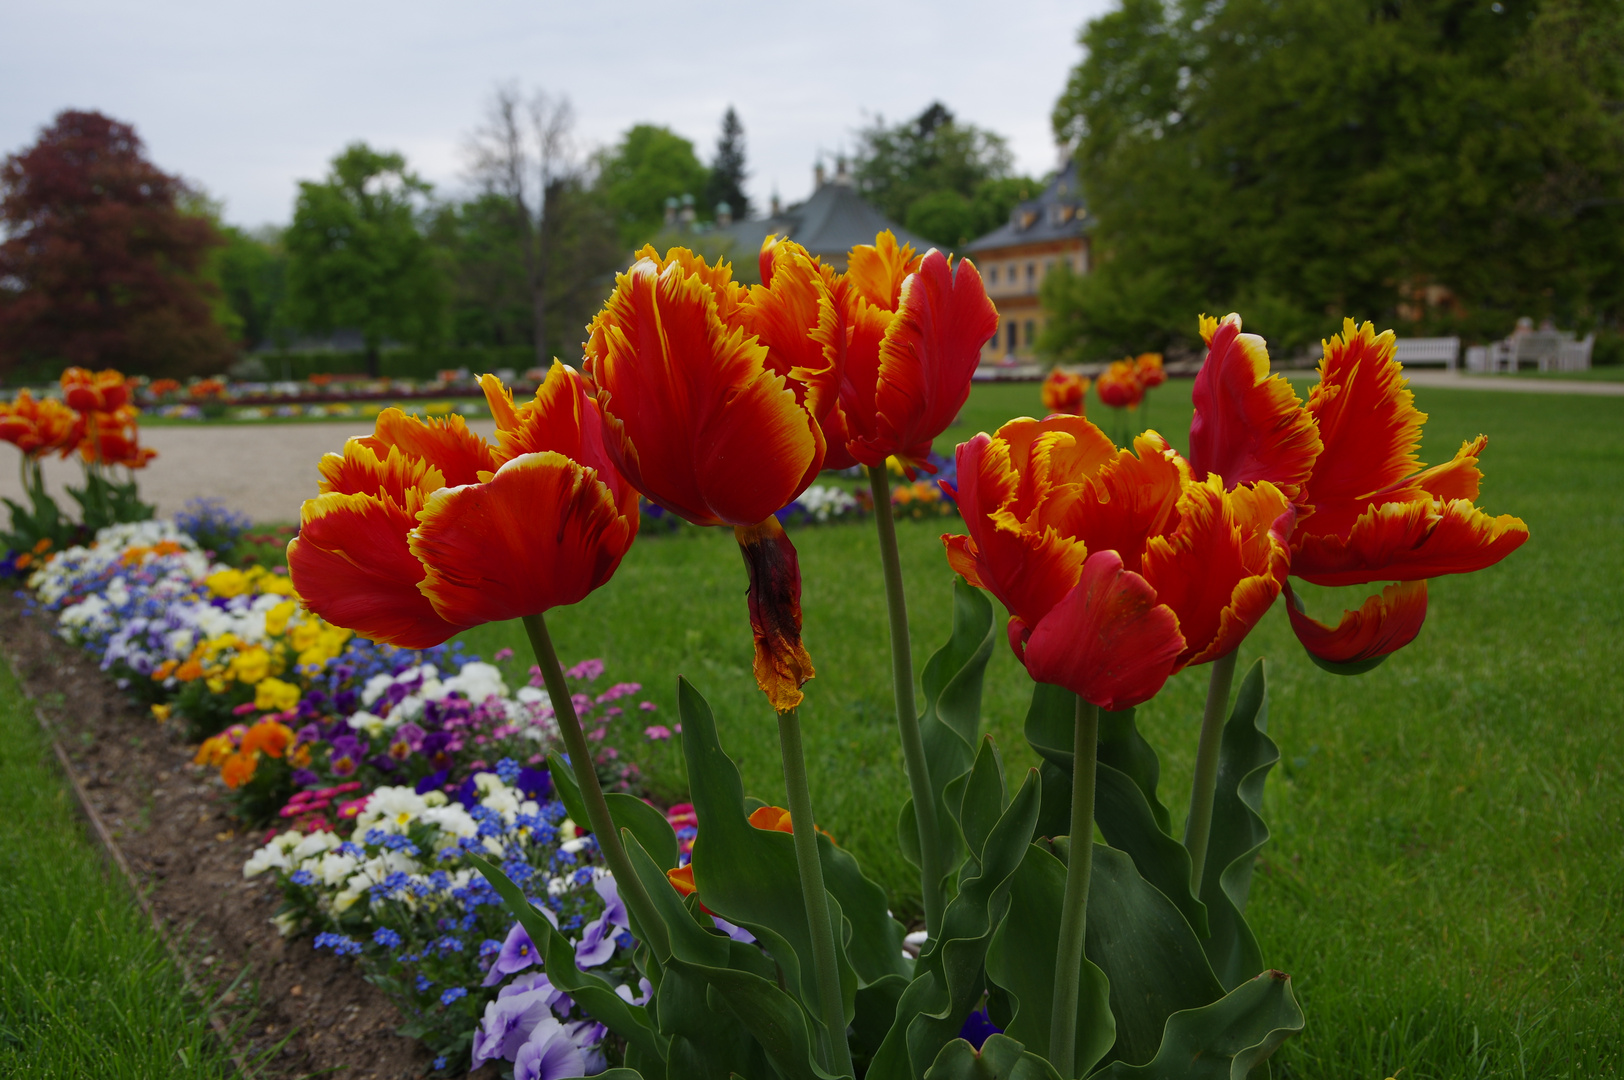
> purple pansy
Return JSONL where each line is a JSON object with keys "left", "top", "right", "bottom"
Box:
{"left": 512, "top": 1017, "right": 587, "bottom": 1080}
{"left": 483, "top": 915, "right": 553, "bottom": 987}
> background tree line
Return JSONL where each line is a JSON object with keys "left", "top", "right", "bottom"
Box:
{"left": 0, "top": 94, "right": 759, "bottom": 380}
{"left": 1041, "top": 0, "right": 1624, "bottom": 361}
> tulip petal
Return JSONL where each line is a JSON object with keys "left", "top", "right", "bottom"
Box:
{"left": 1286, "top": 580, "right": 1428, "bottom": 674}
{"left": 843, "top": 230, "right": 921, "bottom": 311}
{"left": 1143, "top": 478, "right": 1292, "bottom": 668}
{"left": 288, "top": 492, "right": 469, "bottom": 649}
{"left": 1015, "top": 550, "right": 1186, "bottom": 711}
{"left": 733, "top": 517, "right": 815, "bottom": 713}
{"left": 1291, "top": 493, "right": 1528, "bottom": 587}
{"left": 358, "top": 409, "right": 503, "bottom": 487}
{"left": 1051, "top": 432, "right": 1188, "bottom": 571}
{"left": 317, "top": 440, "right": 444, "bottom": 516}
{"left": 744, "top": 241, "right": 844, "bottom": 426}
{"left": 1303, "top": 319, "right": 1425, "bottom": 503}
{"left": 1189, "top": 314, "right": 1322, "bottom": 500}
{"left": 410, "top": 452, "right": 637, "bottom": 627}
{"left": 860, "top": 251, "right": 998, "bottom": 474}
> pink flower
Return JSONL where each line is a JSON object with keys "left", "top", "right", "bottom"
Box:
{"left": 644, "top": 724, "right": 672, "bottom": 741}
{"left": 639, "top": 701, "right": 657, "bottom": 712}
{"left": 493, "top": 647, "right": 515, "bottom": 662}
{"left": 566, "top": 658, "right": 606, "bottom": 681}
{"left": 587, "top": 727, "right": 607, "bottom": 742}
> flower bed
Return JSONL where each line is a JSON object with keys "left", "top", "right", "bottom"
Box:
{"left": 20, "top": 518, "right": 680, "bottom": 1075}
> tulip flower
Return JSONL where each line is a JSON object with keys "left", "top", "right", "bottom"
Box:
{"left": 943, "top": 416, "right": 1293, "bottom": 710}
{"left": 78, "top": 405, "right": 156, "bottom": 469}
{"left": 288, "top": 361, "right": 640, "bottom": 649}
{"left": 1134, "top": 352, "right": 1167, "bottom": 389}
{"left": 1095, "top": 359, "right": 1144, "bottom": 410}
{"left": 60, "top": 366, "right": 130, "bottom": 413}
{"left": 583, "top": 241, "right": 839, "bottom": 712}
{"left": 1041, "top": 368, "right": 1089, "bottom": 416}
{"left": 827, "top": 231, "right": 998, "bottom": 477}
{"left": 1189, "top": 314, "right": 1528, "bottom": 668}
{"left": 0, "top": 389, "right": 78, "bottom": 457}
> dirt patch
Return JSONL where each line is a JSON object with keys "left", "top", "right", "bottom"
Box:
{"left": 1, "top": 591, "right": 445, "bottom": 1079}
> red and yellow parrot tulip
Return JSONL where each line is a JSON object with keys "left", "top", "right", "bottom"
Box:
{"left": 60, "top": 367, "right": 130, "bottom": 413}
{"left": 288, "top": 362, "right": 640, "bottom": 649}
{"left": 0, "top": 389, "right": 79, "bottom": 457}
{"left": 1040, "top": 368, "right": 1089, "bottom": 416}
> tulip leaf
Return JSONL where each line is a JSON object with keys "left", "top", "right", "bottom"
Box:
{"left": 871, "top": 761, "right": 1043, "bottom": 1080}
{"left": 546, "top": 751, "right": 680, "bottom": 872}
{"left": 899, "top": 577, "right": 998, "bottom": 903}
{"left": 820, "top": 831, "right": 913, "bottom": 985}
{"left": 1195, "top": 659, "right": 1276, "bottom": 991}
{"left": 924, "top": 1034, "right": 1064, "bottom": 1080}
{"left": 677, "top": 678, "right": 860, "bottom": 1030}
{"left": 984, "top": 843, "right": 1116, "bottom": 1076}
{"left": 957, "top": 735, "right": 1009, "bottom": 858}
{"left": 1024, "top": 686, "right": 1209, "bottom": 941}
{"left": 1087, "top": 970, "right": 1303, "bottom": 1079}
{"left": 468, "top": 854, "right": 668, "bottom": 1065}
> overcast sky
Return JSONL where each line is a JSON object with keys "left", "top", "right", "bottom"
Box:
{"left": 0, "top": 0, "right": 1113, "bottom": 229}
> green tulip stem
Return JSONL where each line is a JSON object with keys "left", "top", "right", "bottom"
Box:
{"left": 522, "top": 612, "right": 669, "bottom": 959}
{"left": 1050, "top": 695, "right": 1099, "bottom": 1076}
{"left": 777, "top": 707, "right": 855, "bottom": 1078}
{"left": 1184, "top": 649, "right": 1239, "bottom": 897}
{"left": 867, "top": 464, "right": 946, "bottom": 937}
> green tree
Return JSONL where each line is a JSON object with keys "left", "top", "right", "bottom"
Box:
{"left": 1046, "top": 0, "right": 1624, "bottom": 360}
{"left": 703, "top": 107, "right": 751, "bottom": 221}
{"left": 904, "top": 175, "right": 1041, "bottom": 249}
{"left": 216, "top": 225, "right": 289, "bottom": 352}
{"left": 852, "top": 102, "right": 1016, "bottom": 238}
{"left": 594, "top": 125, "right": 711, "bottom": 248}
{"left": 284, "top": 143, "right": 444, "bottom": 376}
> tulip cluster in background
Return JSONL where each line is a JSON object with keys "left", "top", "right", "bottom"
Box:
{"left": 0, "top": 366, "right": 159, "bottom": 562}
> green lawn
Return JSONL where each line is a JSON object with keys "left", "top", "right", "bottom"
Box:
{"left": 0, "top": 662, "right": 241, "bottom": 1078}
{"left": 458, "top": 378, "right": 1622, "bottom": 1078}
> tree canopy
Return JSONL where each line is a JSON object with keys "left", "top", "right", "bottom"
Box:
{"left": 284, "top": 143, "right": 444, "bottom": 375}
{"left": 594, "top": 125, "right": 711, "bottom": 248}
{"left": 704, "top": 107, "right": 751, "bottom": 221}
{"left": 852, "top": 102, "right": 1032, "bottom": 247}
{"left": 0, "top": 110, "right": 236, "bottom": 378}
{"left": 1044, "top": 0, "right": 1624, "bottom": 360}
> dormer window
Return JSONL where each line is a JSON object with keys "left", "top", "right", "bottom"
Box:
{"left": 989, "top": 266, "right": 999, "bottom": 284}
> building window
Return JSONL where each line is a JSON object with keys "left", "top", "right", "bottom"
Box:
{"left": 989, "top": 265, "right": 998, "bottom": 284}
{"left": 1025, "top": 320, "right": 1036, "bottom": 347}
{"left": 1026, "top": 262, "right": 1036, "bottom": 287}
{"left": 1007, "top": 322, "right": 1018, "bottom": 352}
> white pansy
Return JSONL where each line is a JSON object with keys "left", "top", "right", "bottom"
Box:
{"left": 347, "top": 711, "right": 388, "bottom": 739}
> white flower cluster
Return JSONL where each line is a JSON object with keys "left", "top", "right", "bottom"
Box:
{"left": 244, "top": 773, "right": 570, "bottom": 920}
{"left": 30, "top": 520, "right": 213, "bottom": 607}
{"left": 348, "top": 662, "right": 555, "bottom": 741}
{"left": 798, "top": 484, "right": 860, "bottom": 522}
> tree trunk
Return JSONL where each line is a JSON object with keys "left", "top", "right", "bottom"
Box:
{"left": 365, "top": 340, "right": 381, "bottom": 378}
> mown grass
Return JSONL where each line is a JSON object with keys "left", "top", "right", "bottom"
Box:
{"left": 0, "top": 660, "right": 241, "bottom": 1079}
{"left": 458, "top": 378, "right": 1623, "bottom": 1078}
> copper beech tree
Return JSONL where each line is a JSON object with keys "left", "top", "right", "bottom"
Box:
{"left": 0, "top": 110, "right": 235, "bottom": 378}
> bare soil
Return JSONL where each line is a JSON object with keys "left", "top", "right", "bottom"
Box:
{"left": 1, "top": 591, "right": 442, "bottom": 1079}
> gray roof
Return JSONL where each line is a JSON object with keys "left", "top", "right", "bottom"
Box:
{"left": 710, "top": 180, "right": 940, "bottom": 267}
{"left": 966, "top": 160, "right": 1092, "bottom": 253}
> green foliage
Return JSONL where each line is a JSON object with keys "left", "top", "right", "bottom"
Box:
{"left": 1048, "top": 0, "right": 1624, "bottom": 358}
{"left": 215, "top": 225, "right": 290, "bottom": 351}
{"left": 853, "top": 103, "right": 1026, "bottom": 246}
{"left": 704, "top": 107, "right": 752, "bottom": 220}
{"left": 64, "top": 468, "right": 155, "bottom": 535}
{"left": 2, "top": 462, "right": 78, "bottom": 554}
{"left": 284, "top": 143, "right": 445, "bottom": 375}
{"left": 595, "top": 125, "right": 712, "bottom": 249}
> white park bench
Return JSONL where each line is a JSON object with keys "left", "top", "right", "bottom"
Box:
{"left": 1466, "top": 331, "right": 1595, "bottom": 373}
{"left": 1393, "top": 337, "right": 1461, "bottom": 371}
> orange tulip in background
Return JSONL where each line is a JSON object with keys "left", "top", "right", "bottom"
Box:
{"left": 1040, "top": 368, "right": 1089, "bottom": 415}
{"left": 1135, "top": 352, "right": 1166, "bottom": 389}
{"left": 1190, "top": 313, "right": 1528, "bottom": 668}
{"left": 824, "top": 231, "right": 998, "bottom": 476}
{"left": 148, "top": 378, "right": 181, "bottom": 397}
{"left": 78, "top": 405, "right": 157, "bottom": 469}
{"left": 944, "top": 415, "right": 1293, "bottom": 709}
{"left": 288, "top": 361, "right": 640, "bottom": 649}
{"left": 60, "top": 367, "right": 130, "bottom": 413}
{"left": 0, "top": 389, "right": 78, "bottom": 457}
{"left": 1095, "top": 359, "right": 1144, "bottom": 410}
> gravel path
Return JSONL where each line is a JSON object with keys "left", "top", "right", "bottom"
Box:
{"left": 0, "top": 420, "right": 498, "bottom": 525}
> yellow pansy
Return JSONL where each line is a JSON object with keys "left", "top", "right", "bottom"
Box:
{"left": 258, "top": 573, "right": 296, "bottom": 597}
{"left": 254, "top": 676, "right": 301, "bottom": 712}
{"left": 264, "top": 600, "right": 298, "bottom": 637}
{"left": 205, "top": 568, "right": 249, "bottom": 598}
{"left": 230, "top": 646, "right": 272, "bottom": 684}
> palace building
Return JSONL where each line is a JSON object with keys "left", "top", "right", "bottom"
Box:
{"left": 965, "top": 160, "right": 1092, "bottom": 364}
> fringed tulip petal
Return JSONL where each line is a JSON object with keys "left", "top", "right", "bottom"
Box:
{"left": 843, "top": 230, "right": 921, "bottom": 311}
{"left": 288, "top": 492, "right": 469, "bottom": 649}
{"left": 1303, "top": 320, "right": 1425, "bottom": 503}
{"left": 1015, "top": 551, "right": 1185, "bottom": 711}
{"left": 358, "top": 409, "right": 503, "bottom": 488}
{"left": 1189, "top": 314, "right": 1321, "bottom": 500}
{"left": 1286, "top": 580, "right": 1428, "bottom": 673}
{"left": 317, "top": 440, "right": 444, "bottom": 516}
{"left": 586, "top": 252, "right": 827, "bottom": 527}
{"left": 410, "top": 452, "right": 637, "bottom": 628}
{"left": 1143, "top": 478, "right": 1293, "bottom": 668}
{"left": 733, "top": 517, "right": 815, "bottom": 713}
{"left": 1293, "top": 494, "right": 1529, "bottom": 587}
